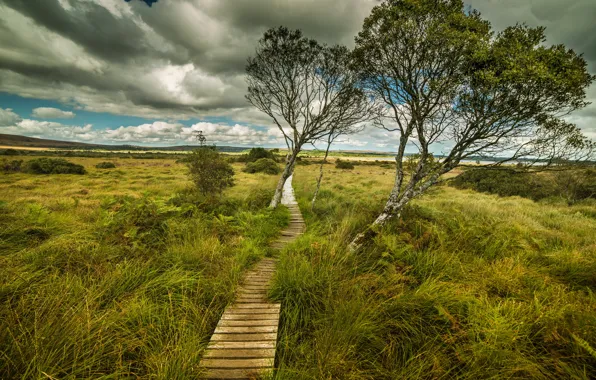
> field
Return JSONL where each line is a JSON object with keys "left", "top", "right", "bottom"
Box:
{"left": 0, "top": 156, "right": 288, "bottom": 378}
{"left": 1, "top": 155, "right": 596, "bottom": 379}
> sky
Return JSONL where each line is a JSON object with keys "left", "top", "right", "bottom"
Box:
{"left": 0, "top": 0, "right": 595, "bottom": 151}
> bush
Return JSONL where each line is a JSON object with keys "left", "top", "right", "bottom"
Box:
{"left": 186, "top": 148, "right": 235, "bottom": 196}
{"left": 243, "top": 158, "right": 281, "bottom": 175}
{"left": 100, "top": 196, "right": 175, "bottom": 251}
{"left": 95, "top": 162, "right": 116, "bottom": 169}
{"left": 246, "top": 147, "right": 277, "bottom": 163}
{"left": 1, "top": 159, "right": 22, "bottom": 173}
{"left": 335, "top": 159, "right": 355, "bottom": 170}
{"left": 22, "top": 158, "right": 86, "bottom": 175}
{"left": 450, "top": 168, "right": 596, "bottom": 202}
{"left": 1, "top": 148, "right": 19, "bottom": 156}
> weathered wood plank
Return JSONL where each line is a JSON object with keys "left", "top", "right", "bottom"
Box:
{"left": 203, "top": 348, "right": 276, "bottom": 359}
{"left": 218, "top": 319, "right": 278, "bottom": 327}
{"left": 226, "top": 308, "right": 279, "bottom": 315}
{"left": 220, "top": 313, "right": 279, "bottom": 321}
{"left": 202, "top": 358, "right": 274, "bottom": 369}
{"left": 208, "top": 341, "right": 276, "bottom": 349}
{"left": 229, "top": 303, "right": 280, "bottom": 309}
{"left": 214, "top": 325, "right": 277, "bottom": 334}
{"left": 210, "top": 333, "right": 277, "bottom": 341}
{"left": 202, "top": 368, "right": 271, "bottom": 379}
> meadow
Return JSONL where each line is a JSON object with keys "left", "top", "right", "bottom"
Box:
{"left": 272, "top": 163, "right": 596, "bottom": 379}
{"left": 1, "top": 154, "right": 595, "bottom": 379}
{"left": 0, "top": 156, "right": 287, "bottom": 378}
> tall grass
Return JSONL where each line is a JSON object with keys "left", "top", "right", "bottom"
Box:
{"left": 0, "top": 156, "right": 288, "bottom": 378}
{"left": 270, "top": 165, "right": 596, "bottom": 379}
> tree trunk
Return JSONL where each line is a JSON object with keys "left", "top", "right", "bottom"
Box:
{"left": 270, "top": 151, "right": 298, "bottom": 208}
{"left": 348, "top": 184, "right": 405, "bottom": 252}
{"left": 311, "top": 142, "right": 332, "bottom": 210}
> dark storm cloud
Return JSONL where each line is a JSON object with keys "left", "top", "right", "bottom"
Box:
{"left": 1, "top": 0, "right": 156, "bottom": 62}
{"left": 126, "top": 0, "right": 159, "bottom": 7}
{"left": 0, "top": 0, "right": 594, "bottom": 141}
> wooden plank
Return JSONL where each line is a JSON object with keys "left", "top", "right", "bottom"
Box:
{"left": 203, "top": 348, "right": 276, "bottom": 359}
{"left": 214, "top": 325, "right": 277, "bottom": 334}
{"left": 218, "top": 319, "right": 278, "bottom": 327}
{"left": 202, "top": 358, "right": 274, "bottom": 369}
{"left": 221, "top": 313, "right": 279, "bottom": 321}
{"left": 208, "top": 341, "right": 276, "bottom": 350}
{"left": 230, "top": 303, "right": 280, "bottom": 309}
{"left": 226, "top": 308, "right": 279, "bottom": 315}
{"left": 202, "top": 368, "right": 271, "bottom": 379}
{"left": 210, "top": 333, "right": 277, "bottom": 341}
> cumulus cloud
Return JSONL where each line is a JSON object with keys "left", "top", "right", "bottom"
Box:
{"left": 0, "top": 107, "right": 22, "bottom": 126}
{"left": 31, "top": 107, "right": 76, "bottom": 119}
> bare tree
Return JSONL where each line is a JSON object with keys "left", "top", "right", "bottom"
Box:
{"left": 246, "top": 27, "right": 373, "bottom": 208}
{"left": 349, "top": 0, "right": 594, "bottom": 251}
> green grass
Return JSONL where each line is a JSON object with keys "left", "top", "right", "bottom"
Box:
{"left": 2, "top": 155, "right": 595, "bottom": 379}
{"left": 270, "top": 164, "right": 596, "bottom": 379}
{"left": 0, "top": 156, "right": 288, "bottom": 379}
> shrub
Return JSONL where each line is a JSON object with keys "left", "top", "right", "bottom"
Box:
{"left": 186, "top": 148, "right": 235, "bottom": 196}
{"left": 95, "top": 162, "right": 116, "bottom": 169}
{"left": 449, "top": 168, "right": 596, "bottom": 202}
{"left": 100, "top": 196, "right": 175, "bottom": 251}
{"left": 23, "top": 158, "right": 86, "bottom": 175}
{"left": 335, "top": 159, "right": 355, "bottom": 170}
{"left": 1, "top": 159, "right": 22, "bottom": 173}
{"left": 1, "top": 148, "right": 19, "bottom": 156}
{"left": 246, "top": 147, "right": 276, "bottom": 162}
{"left": 243, "top": 158, "right": 281, "bottom": 175}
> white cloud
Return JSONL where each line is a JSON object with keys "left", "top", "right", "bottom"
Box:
{"left": 31, "top": 107, "right": 76, "bottom": 119}
{"left": 0, "top": 108, "right": 22, "bottom": 126}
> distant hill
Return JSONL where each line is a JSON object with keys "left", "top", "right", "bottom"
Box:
{"left": 0, "top": 133, "right": 248, "bottom": 152}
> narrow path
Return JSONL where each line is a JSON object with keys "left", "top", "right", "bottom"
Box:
{"left": 201, "top": 175, "right": 304, "bottom": 379}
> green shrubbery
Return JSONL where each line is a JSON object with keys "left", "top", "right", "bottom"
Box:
{"left": 451, "top": 167, "right": 596, "bottom": 202}
{"left": 95, "top": 161, "right": 116, "bottom": 169}
{"left": 185, "top": 148, "right": 235, "bottom": 196}
{"left": 243, "top": 158, "right": 281, "bottom": 174}
{"left": 21, "top": 158, "right": 86, "bottom": 175}
{"left": 335, "top": 159, "right": 355, "bottom": 169}
{"left": 1, "top": 159, "right": 22, "bottom": 173}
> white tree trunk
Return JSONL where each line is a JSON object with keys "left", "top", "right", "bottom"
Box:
{"left": 270, "top": 151, "right": 298, "bottom": 208}
{"left": 311, "top": 143, "right": 331, "bottom": 210}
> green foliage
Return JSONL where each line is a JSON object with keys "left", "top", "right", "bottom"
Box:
{"left": 99, "top": 196, "right": 176, "bottom": 251}
{"left": 22, "top": 158, "right": 86, "bottom": 175}
{"left": 451, "top": 168, "right": 596, "bottom": 202}
{"left": 243, "top": 158, "right": 281, "bottom": 175}
{"left": 186, "top": 148, "right": 235, "bottom": 196}
{"left": 1, "top": 148, "right": 19, "bottom": 156}
{"left": 335, "top": 159, "right": 355, "bottom": 170}
{"left": 95, "top": 161, "right": 116, "bottom": 169}
{"left": 1, "top": 159, "right": 22, "bottom": 173}
{"left": 246, "top": 147, "right": 276, "bottom": 162}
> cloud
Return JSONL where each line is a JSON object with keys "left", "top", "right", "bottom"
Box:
{"left": 0, "top": 107, "right": 22, "bottom": 126}
{"left": 31, "top": 107, "right": 76, "bottom": 119}
{"left": 0, "top": 0, "right": 593, "bottom": 148}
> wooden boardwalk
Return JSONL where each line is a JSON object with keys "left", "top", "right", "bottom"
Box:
{"left": 201, "top": 176, "right": 304, "bottom": 379}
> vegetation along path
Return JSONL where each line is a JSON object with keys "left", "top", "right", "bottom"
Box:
{"left": 201, "top": 175, "right": 305, "bottom": 379}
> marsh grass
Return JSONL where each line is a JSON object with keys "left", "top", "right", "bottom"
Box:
{"left": 0, "top": 156, "right": 288, "bottom": 378}
{"left": 270, "top": 165, "right": 596, "bottom": 379}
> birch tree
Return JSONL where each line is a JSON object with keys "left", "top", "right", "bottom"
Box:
{"left": 349, "top": 0, "right": 594, "bottom": 250}
{"left": 246, "top": 27, "right": 372, "bottom": 208}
